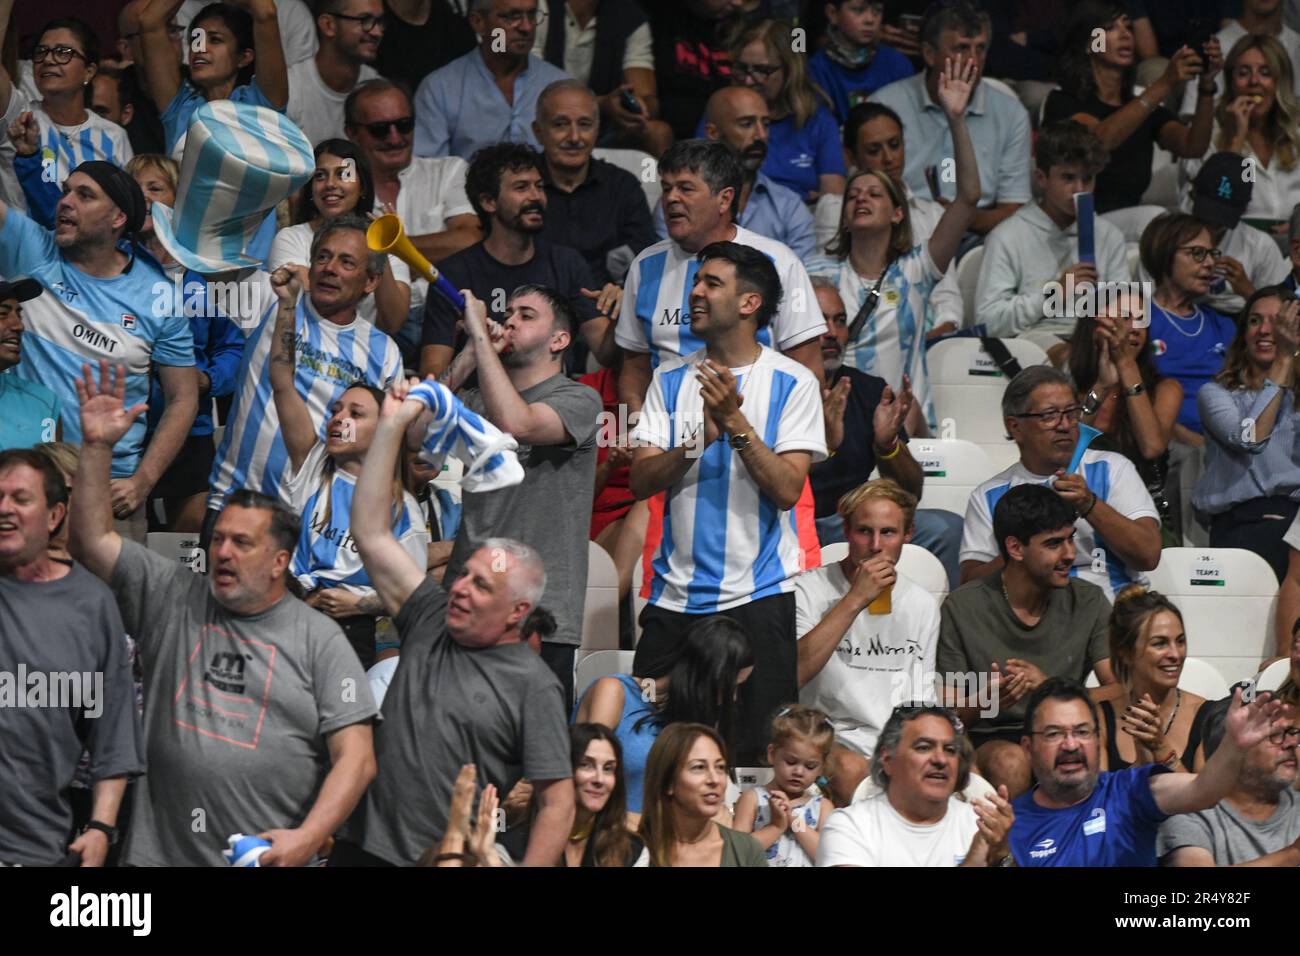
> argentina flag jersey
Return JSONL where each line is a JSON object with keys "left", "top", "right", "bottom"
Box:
{"left": 806, "top": 243, "right": 942, "bottom": 428}
{"left": 632, "top": 347, "right": 827, "bottom": 613}
{"left": 208, "top": 289, "right": 402, "bottom": 509}
{"left": 614, "top": 224, "right": 827, "bottom": 368}
{"left": 0, "top": 209, "right": 193, "bottom": 477}
{"left": 1, "top": 92, "right": 133, "bottom": 185}
{"left": 959, "top": 449, "right": 1160, "bottom": 601}
{"left": 287, "top": 443, "right": 429, "bottom": 592}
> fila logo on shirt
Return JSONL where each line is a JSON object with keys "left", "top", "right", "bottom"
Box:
{"left": 121, "top": 313, "right": 137, "bottom": 331}
{"left": 1029, "top": 838, "right": 1058, "bottom": 860}
{"left": 1083, "top": 807, "right": 1107, "bottom": 837}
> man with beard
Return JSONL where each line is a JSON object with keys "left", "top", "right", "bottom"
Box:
{"left": 418, "top": 142, "right": 619, "bottom": 378}
{"left": 1159, "top": 712, "right": 1300, "bottom": 866}
{"left": 286, "top": 0, "right": 385, "bottom": 145}
{"left": 656, "top": 87, "right": 814, "bottom": 261}
{"left": 432, "top": 286, "right": 602, "bottom": 707}
{"left": 1011, "top": 677, "right": 1294, "bottom": 867}
{"left": 940, "top": 484, "right": 1115, "bottom": 798}
{"left": 69, "top": 362, "right": 378, "bottom": 866}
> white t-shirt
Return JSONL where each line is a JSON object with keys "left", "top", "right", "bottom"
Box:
{"left": 632, "top": 346, "right": 828, "bottom": 613}
{"left": 268, "top": 221, "right": 410, "bottom": 326}
{"left": 286, "top": 59, "right": 379, "bottom": 146}
{"left": 1180, "top": 130, "right": 1300, "bottom": 224}
{"left": 616, "top": 224, "right": 827, "bottom": 368}
{"left": 959, "top": 449, "right": 1160, "bottom": 601}
{"left": 795, "top": 568, "right": 940, "bottom": 757}
{"left": 1178, "top": 20, "right": 1300, "bottom": 116}
{"left": 377, "top": 156, "right": 475, "bottom": 313}
{"left": 531, "top": 0, "right": 655, "bottom": 84}
{"left": 816, "top": 792, "right": 979, "bottom": 866}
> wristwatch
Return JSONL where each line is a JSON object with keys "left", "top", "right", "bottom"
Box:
{"left": 82, "top": 820, "right": 119, "bottom": 845}
{"left": 728, "top": 431, "right": 753, "bottom": 451}
{"left": 1081, "top": 389, "right": 1103, "bottom": 416}
{"left": 1124, "top": 381, "right": 1145, "bottom": 396}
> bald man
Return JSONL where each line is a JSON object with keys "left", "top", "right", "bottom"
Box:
{"left": 653, "top": 86, "right": 815, "bottom": 260}
{"left": 534, "top": 79, "right": 659, "bottom": 285}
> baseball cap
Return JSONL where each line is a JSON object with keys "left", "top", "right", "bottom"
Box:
{"left": 1191, "top": 152, "right": 1253, "bottom": 229}
{"left": 0, "top": 277, "right": 41, "bottom": 303}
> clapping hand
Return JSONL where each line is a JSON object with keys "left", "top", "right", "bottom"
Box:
{"left": 873, "top": 376, "right": 913, "bottom": 448}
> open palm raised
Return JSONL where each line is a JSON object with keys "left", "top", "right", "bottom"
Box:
{"left": 76, "top": 361, "right": 148, "bottom": 447}
{"left": 936, "top": 55, "right": 978, "bottom": 119}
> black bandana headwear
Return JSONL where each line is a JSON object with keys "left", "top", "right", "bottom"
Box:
{"left": 72, "top": 160, "right": 147, "bottom": 238}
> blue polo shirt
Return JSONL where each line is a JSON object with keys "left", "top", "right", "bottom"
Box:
{"left": 1010, "top": 765, "right": 1171, "bottom": 867}
{"left": 869, "top": 73, "right": 1033, "bottom": 209}
{"left": 692, "top": 108, "right": 847, "bottom": 202}
{"left": 807, "top": 45, "right": 915, "bottom": 123}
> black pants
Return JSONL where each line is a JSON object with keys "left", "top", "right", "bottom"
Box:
{"left": 336, "top": 615, "right": 378, "bottom": 670}
{"left": 540, "top": 642, "right": 577, "bottom": 715}
{"left": 634, "top": 592, "right": 796, "bottom": 766}
{"left": 328, "top": 839, "right": 396, "bottom": 867}
{"left": 1209, "top": 495, "right": 1300, "bottom": 583}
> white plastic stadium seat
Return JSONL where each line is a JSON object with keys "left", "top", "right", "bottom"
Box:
{"left": 580, "top": 540, "right": 620, "bottom": 654}
{"left": 1145, "top": 547, "right": 1279, "bottom": 685}
{"left": 955, "top": 244, "right": 983, "bottom": 323}
{"left": 574, "top": 649, "right": 637, "bottom": 698}
{"left": 593, "top": 147, "right": 660, "bottom": 213}
{"left": 904, "top": 438, "right": 999, "bottom": 518}
{"left": 1100, "top": 205, "right": 1168, "bottom": 244}
{"left": 817, "top": 543, "right": 948, "bottom": 602}
{"left": 1177, "top": 657, "right": 1231, "bottom": 701}
{"left": 1125, "top": 243, "right": 1140, "bottom": 281}
{"left": 928, "top": 337, "right": 1048, "bottom": 466}
{"left": 145, "top": 531, "right": 204, "bottom": 571}
{"left": 1254, "top": 657, "right": 1292, "bottom": 693}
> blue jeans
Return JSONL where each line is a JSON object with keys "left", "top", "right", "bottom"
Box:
{"left": 815, "top": 509, "right": 963, "bottom": 591}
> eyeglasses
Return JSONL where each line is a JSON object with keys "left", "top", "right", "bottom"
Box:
{"left": 1178, "top": 245, "right": 1221, "bottom": 262}
{"left": 1014, "top": 405, "right": 1084, "bottom": 428}
{"left": 359, "top": 117, "right": 415, "bottom": 138}
{"left": 330, "top": 11, "right": 385, "bottom": 32}
{"left": 498, "top": 9, "right": 546, "bottom": 27}
{"left": 1029, "top": 725, "right": 1097, "bottom": 744}
{"left": 733, "top": 62, "right": 783, "bottom": 79}
{"left": 32, "top": 44, "right": 88, "bottom": 65}
{"left": 1268, "top": 727, "right": 1300, "bottom": 746}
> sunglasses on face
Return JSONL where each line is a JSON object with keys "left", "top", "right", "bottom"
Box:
{"left": 361, "top": 117, "right": 415, "bottom": 138}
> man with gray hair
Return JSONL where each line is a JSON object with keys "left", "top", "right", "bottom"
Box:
{"left": 335, "top": 379, "right": 574, "bottom": 866}
{"left": 204, "top": 215, "right": 403, "bottom": 541}
{"left": 868, "top": 0, "right": 1030, "bottom": 235}
{"left": 958, "top": 365, "right": 1162, "bottom": 601}
{"left": 816, "top": 704, "right": 1015, "bottom": 866}
{"left": 533, "top": 79, "right": 659, "bottom": 285}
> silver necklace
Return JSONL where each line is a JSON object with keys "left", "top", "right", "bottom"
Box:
{"left": 1154, "top": 300, "right": 1205, "bottom": 339}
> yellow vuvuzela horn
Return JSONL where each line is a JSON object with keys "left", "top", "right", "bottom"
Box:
{"left": 366, "top": 213, "right": 466, "bottom": 310}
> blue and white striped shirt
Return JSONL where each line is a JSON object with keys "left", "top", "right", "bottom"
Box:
{"left": 208, "top": 289, "right": 403, "bottom": 509}
{"left": 959, "top": 449, "right": 1160, "bottom": 601}
{"left": 2, "top": 91, "right": 133, "bottom": 181}
{"left": 615, "top": 225, "right": 827, "bottom": 369}
{"left": 632, "top": 346, "right": 828, "bottom": 613}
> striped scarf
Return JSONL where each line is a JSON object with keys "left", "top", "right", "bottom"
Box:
{"left": 407, "top": 381, "right": 524, "bottom": 492}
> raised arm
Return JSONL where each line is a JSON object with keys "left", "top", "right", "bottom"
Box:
{"left": 68, "top": 363, "right": 142, "bottom": 581}
{"left": 926, "top": 56, "right": 981, "bottom": 274}
{"left": 352, "top": 380, "right": 430, "bottom": 614}
{"left": 139, "top": 0, "right": 187, "bottom": 113}
{"left": 0, "top": 0, "right": 17, "bottom": 113}
{"left": 245, "top": 0, "right": 289, "bottom": 109}
{"left": 1157, "top": 40, "right": 1221, "bottom": 158}
{"left": 1150, "top": 691, "right": 1293, "bottom": 816}
{"left": 266, "top": 268, "right": 317, "bottom": 472}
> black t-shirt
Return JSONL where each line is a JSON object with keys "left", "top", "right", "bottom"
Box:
{"left": 647, "top": 0, "right": 735, "bottom": 140}
{"left": 1042, "top": 88, "right": 1177, "bottom": 214}
{"left": 375, "top": 0, "right": 477, "bottom": 96}
{"left": 810, "top": 365, "right": 907, "bottom": 518}
{"left": 419, "top": 239, "right": 600, "bottom": 349}
{"left": 540, "top": 158, "right": 660, "bottom": 286}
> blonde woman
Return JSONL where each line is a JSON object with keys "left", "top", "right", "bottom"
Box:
{"left": 1181, "top": 34, "right": 1300, "bottom": 238}
{"left": 725, "top": 18, "right": 846, "bottom": 202}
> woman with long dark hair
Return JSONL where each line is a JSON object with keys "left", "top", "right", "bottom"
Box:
{"left": 1194, "top": 284, "right": 1300, "bottom": 579}
{"left": 269, "top": 139, "right": 410, "bottom": 334}
{"left": 1068, "top": 286, "right": 1183, "bottom": 540}
{"left": 574, "top": 615, "right": 754, "bottom": 818}
{"left": 1042, "top": 1, "right": 1219, "bottom": 212}
{"left": 637, "top": 723, "right": 766, "bottom": 867}
{"left": 563, "top": 724, "right": 647, "bottom": 867}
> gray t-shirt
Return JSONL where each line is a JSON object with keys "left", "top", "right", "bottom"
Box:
{"left": 445, "top": 373, "right": 602, "bottom": 646}
{"left": 937, "top": 572, "right": 1111, "bottom": 737}
{"left": 0, "top": 563, "right": 144, "bottom": 865}
{"left": 343, "top": 577, "right": 572, "bottom": 864}
{"left": 109, "top": 540, "right": 377, "bottom": 865}
{"left": 1158, "top": 790, "right": 1300, "bottom": 865}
